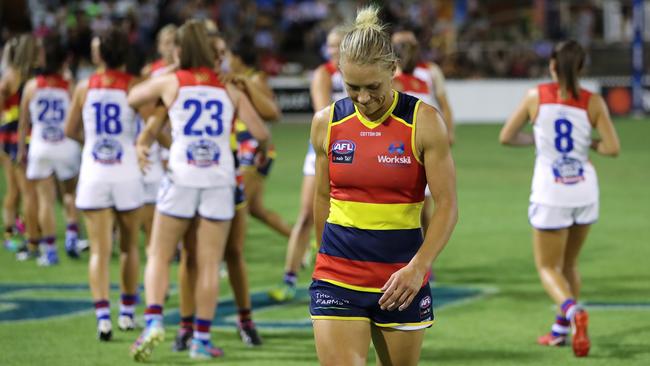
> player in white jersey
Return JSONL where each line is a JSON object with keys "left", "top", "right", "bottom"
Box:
{"left": 128, "top": 20, "right": 269, "bottom": 362}
{"left": 500, "top": 40, "right": 620, "bottom": 358}
{"left": 17, "top": 34, "right": 82, "bottom": 264}
{"left": 268, "top": 26, "right": 347, "bottom": 302}
{"left": 64, "top": 27, "right": 143, "bottom": 341}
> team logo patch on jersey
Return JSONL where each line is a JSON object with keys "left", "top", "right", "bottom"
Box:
{"left": 552, "top": 156, "right": 585, "bottom": 184}
{"left": 331, "top": 139, "right": 355, "bottom": 164}
{"left": 187, "top": 139, "right": 221, "bottom": 167}
{"left": 41, "top": 124, "right": 65, "bottom": 143}
{"left": 388, "top": 142, "right": 405, "bottom": 155}
{"left": 377, "top": 141, "right": 411, "bottom": 166}
{"left": 92, "top": 138, "right": 123, "bottom": 164}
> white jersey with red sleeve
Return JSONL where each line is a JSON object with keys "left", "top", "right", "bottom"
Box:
{"left": 413, "top": 62, "right": 440, "bottom": 109}
{"left": 167, "top": 67, "right": 235, "bottom": 188}
{"left": 323, "top": 60, "right": 347, "bottom": 103}
{"left": 28, "top": 74, "right": 79, "bottom": 156}
{"left": 530, "top": 83, "right": 598, "bottom": 207}
{"left": 80, "top": 70, "right": 140, "bottom": 182}
{"left": 393, "top": 72, "right": 434, "bottom": 107}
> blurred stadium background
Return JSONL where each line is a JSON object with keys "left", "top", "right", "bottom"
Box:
{"left": 0, "top": 1, "right": 649, "bottom": 365}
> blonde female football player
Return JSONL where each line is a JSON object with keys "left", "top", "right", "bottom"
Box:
{"left": 268, "top": 26, "right": 347, "bottom": 302}
{"left": 128, "top": 20, "right": 269, "bottom": 361}
{"left": 310, "top": 7, "right": 457, "bottom": 365}
{"left": 1, "top": 34, "right": 40, "bottom": 261}
{"left": 500, "top": 40, "right": 620, "bottom": 357}
{"left": 64, "top": 27, "right": 143, "bottom": 341}
{"left": 17, "top": 34, "right": 83, "bottom": 261}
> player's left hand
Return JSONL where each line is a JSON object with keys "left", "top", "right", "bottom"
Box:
{"left": 379, "top": 264, "right": 427, "bottom": 311}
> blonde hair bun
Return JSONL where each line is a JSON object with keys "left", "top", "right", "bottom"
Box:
{"left": 354, "top": 6, "right": 384, "bottom": 33}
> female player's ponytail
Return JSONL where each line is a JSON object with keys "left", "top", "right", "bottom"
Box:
{"left": 551, "top": 40, "right": 585, "bottom": 100}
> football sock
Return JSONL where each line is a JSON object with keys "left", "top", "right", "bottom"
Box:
{"left": 194, "top": 318, "right": 212, "bottom": 344}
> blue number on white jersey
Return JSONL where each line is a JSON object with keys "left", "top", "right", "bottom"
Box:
{"left": 37, "top": 98, "right": 65, "bottom": 124}
{"left": 92, "top": 102, "right": 122, "bottom": 135}
{"left": 182, "top": 99, "right": 224, "bottom": 137}
{"left": 554, "top": 118, "right": 574, "bottom": 154}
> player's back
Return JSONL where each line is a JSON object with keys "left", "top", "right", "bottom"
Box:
{"left": 29, "top": 75, "right": 76, "bottom": 155}
{"left": 80, "top": 69, "right": 139, "bottom": 182}
{"left": 531, "top": 82, "right": 597, "bottom": 207}
{"left": 167, "top": 66, "right": 235, "bottom": 188}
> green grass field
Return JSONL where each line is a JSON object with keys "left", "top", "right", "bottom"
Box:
{"left": 1, "top": 119, "right": 649, "bottom": 365}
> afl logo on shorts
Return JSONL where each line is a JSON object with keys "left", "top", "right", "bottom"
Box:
{"left": 187, "top": 139, "right": 220, "bottom": 167}
{"left": 419, "top": 296, "right": 432, "bottom": 309}
{"left": 42, "top": 124, "right": 65, "bottom": 143}
{"left": 92, "top": 138, "right": 123, "bottom": 164}
{"left": 331, "top": 139, "right": 355, "bottom": 164}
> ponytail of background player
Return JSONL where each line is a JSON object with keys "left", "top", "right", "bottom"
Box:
{"left": 500, "top": 40, "right": 620, "bottom": 357}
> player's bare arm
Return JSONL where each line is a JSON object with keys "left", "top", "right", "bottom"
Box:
{"left": 588, "top": 94, "right": 620, "bottom": 157}
{"left": 499, "top": 88, "right": 538, "bottom": 146}
{"left": 63, "top": 79, "right": 89, "bottom": 144}
{"left": 16, "top": 78, "right": 36, "bottom": 164}
{"left": 310, "top": 66, "right": 333, "bottom": 112}
{"left": 311, "top": 105, "right": 331, "bottom": 245}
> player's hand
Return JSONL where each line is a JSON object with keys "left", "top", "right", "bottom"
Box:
{"left": 254, "top": 146, "right": 268, "bottom": 168}
{"left": 378, "top": 264, "right": 427, "bottom": 311}
{"left": 136, "top": 144, "right": 151, "bottom": 172}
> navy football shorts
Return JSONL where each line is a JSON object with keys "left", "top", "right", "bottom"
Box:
{"left": 309, "top": 279, "right": 434, "bottom": 330}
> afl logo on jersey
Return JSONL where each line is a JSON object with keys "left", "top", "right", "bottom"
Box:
{"left": 92, "top": 138, "right": 123, "bottom": 164}
{"left": 41, "top": 124, "right": 65, "bottom": 143}
{"left": 187, "top": 139, "right": 221, "bottom": 167}
{"left": 331, "top": 139, "right": 355, "bottom": 164}
{"left": 552, "top": 156, "right": 585, "bottom": 185}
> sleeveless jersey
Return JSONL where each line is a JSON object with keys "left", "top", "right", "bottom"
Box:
{"left": 323, "top": 61, "right": 347, "bottom": 102}
{"left": 167, "top": 67, "right": 235, "bottom": 188}
{"left": 135, "top": 115, "right": 164, "bottom": 184}
{"left": 149, "top": 59, "right": 171, "bottom": 78}
{"left": 413, "top": 62, "right": 440, "bottom": 108}
{"left": 28, "top": 75, "right": 76, "bottom": 155}
{"left": 312, "top": 91, "right": 430, "bottom": 292}
{"left": 531, "top": 83, "right": 598, "bottom": 207}
{"left": 0, "top": 87, "right": 22, "bottom": 152}
{"left": 80, "top": 70, "right": 140, "bottom": 182}
{"left": 394, "top": 72, "right": 435, "bottom": 107}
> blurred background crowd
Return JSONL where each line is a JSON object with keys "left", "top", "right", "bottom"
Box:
{"left": 1, "top": 0, "right": 648, "bottom": 80}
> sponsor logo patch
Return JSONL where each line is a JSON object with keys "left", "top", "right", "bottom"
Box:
{"left": 377, "top": 141, "right": 411, "bottom": 166}
{"left": 92, "top": 138, "right": 123, "bottom": 164}
{"left": 187, "top": 139, "right": 221, "bottom": 167}
{"left": 331, "top": 139, "right": 355, "bottom": 164}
